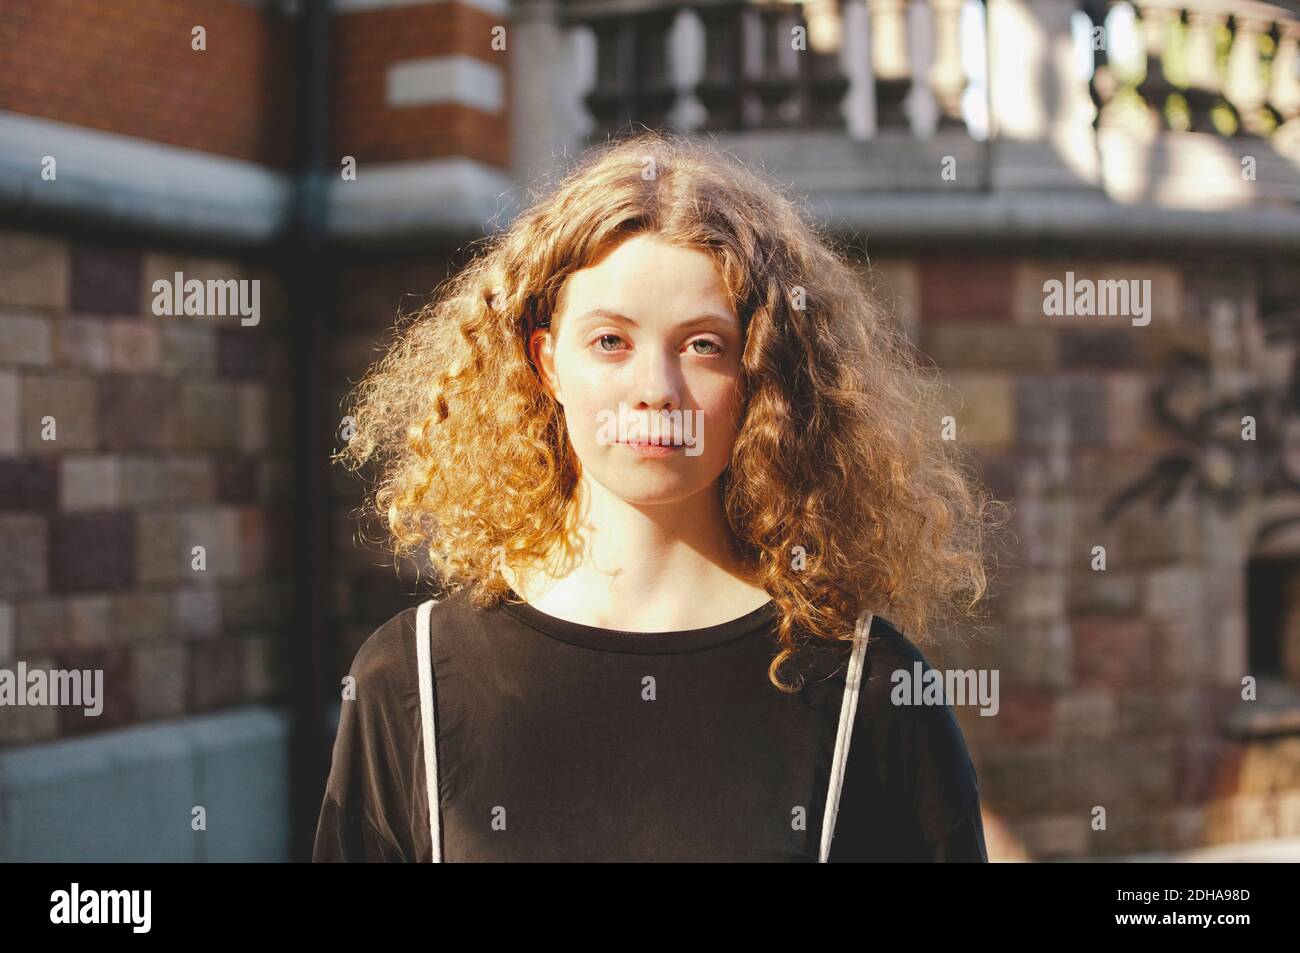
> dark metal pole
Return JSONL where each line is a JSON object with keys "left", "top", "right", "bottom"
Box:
{"left": 286, "top": 0, "right": 334, "bottom": 861}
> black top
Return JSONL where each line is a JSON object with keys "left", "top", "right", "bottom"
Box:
{"left": 313, "top": 587, "right": 988, "bottom": 862}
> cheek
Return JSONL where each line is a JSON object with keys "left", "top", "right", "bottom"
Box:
{"left": 703, "top": 377, "right": 744, "bottom": 425}
{"left": 559, "top": 373, "right": 618, "bottom": 449}
{"left": 695, "top": 387, "right": 744, "bottom": 459}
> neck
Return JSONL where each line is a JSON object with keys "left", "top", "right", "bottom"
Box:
{"left": 505, "top": 473, "right": 769, "bottom": 629}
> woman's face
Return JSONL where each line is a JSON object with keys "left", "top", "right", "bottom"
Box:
{"left": 530, "top": 232, "right": 746, "bottom": 506}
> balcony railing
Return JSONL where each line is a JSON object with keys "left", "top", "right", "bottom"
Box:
{"left": 1085, "top": 0, "right": 1300, "bottom": 138}
{"left": 555, "top": 0, "right": 1300, "bottom": 144}
{"left": 557, "top": 0, "right": 982, "bottom": 139}
{"left": 500, "top": 0, "right": 1300, "bottom": 238}
{"left": 560, "top": 0, "right": 859, "bottom": 135}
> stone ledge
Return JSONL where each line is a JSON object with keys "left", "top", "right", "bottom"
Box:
{"left": 0, "top": 705, "right": 289, "bottom": 861}
{"left": 1081, "top": 835, "right": 1300, "bottom": 863}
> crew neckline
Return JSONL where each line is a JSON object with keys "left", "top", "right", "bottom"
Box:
{"left": 497, "top": 588, "right": 778, "bottom": 654}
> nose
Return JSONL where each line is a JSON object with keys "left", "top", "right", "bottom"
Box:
{"left": 631, "top": 344, "right": 682, "bottom": 412}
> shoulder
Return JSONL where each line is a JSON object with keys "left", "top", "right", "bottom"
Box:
{"left": 858, "top": 615, "right": 950, "bottom": 715}
{"left": 855, "top": 615, "right": 983, "bottom": 838}
{"left": 348, "top": 603, "right": 420, "bottom": 686}
{"left": 798, "top": 614, "right": 951, "bottom": 721}
{"left": 346, "top": 591, "right": 471, "bottom": 692}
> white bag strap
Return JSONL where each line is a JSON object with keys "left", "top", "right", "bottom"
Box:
{"left": 415, "top": 597, "right": 443, "bottom": 862}
{"left": 819, "top": 609, "right": 873, "bottom": 863}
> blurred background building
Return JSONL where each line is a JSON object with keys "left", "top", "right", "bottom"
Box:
{"left": 1, "top": 0, "right": 1299, "bottom": 861}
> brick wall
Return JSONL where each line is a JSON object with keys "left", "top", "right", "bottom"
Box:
{"left": 0, "top": 228, "right": 293, "bottom": 745}
{"left": 870, "top": 250, "right": 1300, "bottom": 858}
{"left": 331, "top": 1, "right": 512, "bottom": 167}
{"left": 0, "top": 0, "right": 296, "bottom": 166}
{"left": 0, "top": 0, "right": 512, "bottom": 179}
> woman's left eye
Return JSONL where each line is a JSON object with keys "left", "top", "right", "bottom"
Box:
{"left": 690, "top": 338, "right": 723, "bottom": 356}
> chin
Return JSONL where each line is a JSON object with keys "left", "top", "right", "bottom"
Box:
{"left": 600, "top": 475, "right": 717, "bottom": 507}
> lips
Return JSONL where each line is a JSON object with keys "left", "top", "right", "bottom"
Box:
{"left": 618, "top": 438, "right": 681, "bottom": 446}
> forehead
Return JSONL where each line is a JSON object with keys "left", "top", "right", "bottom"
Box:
{"left": 557, "top": 234, "right": 735, "bottom": 317}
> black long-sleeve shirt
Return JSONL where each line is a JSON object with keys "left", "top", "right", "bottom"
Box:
{"left": 313, "top": 587, "right": 988, "bottom": 862}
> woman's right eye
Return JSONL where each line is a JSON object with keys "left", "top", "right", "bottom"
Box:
{"left": 595, "top": 334, "right": 625, "bottom": 352}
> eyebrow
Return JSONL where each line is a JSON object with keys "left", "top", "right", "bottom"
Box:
{"left": 572, "top": 308, "right": 739, "bottom": 331}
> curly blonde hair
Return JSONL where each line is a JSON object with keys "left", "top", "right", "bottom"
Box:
{"left": 336, "top": 129, "right": 1006, "bottom": 692}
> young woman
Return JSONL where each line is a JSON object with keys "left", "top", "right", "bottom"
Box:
{"left": 313, "top": 131, "right": 1004, "bottom": 863}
